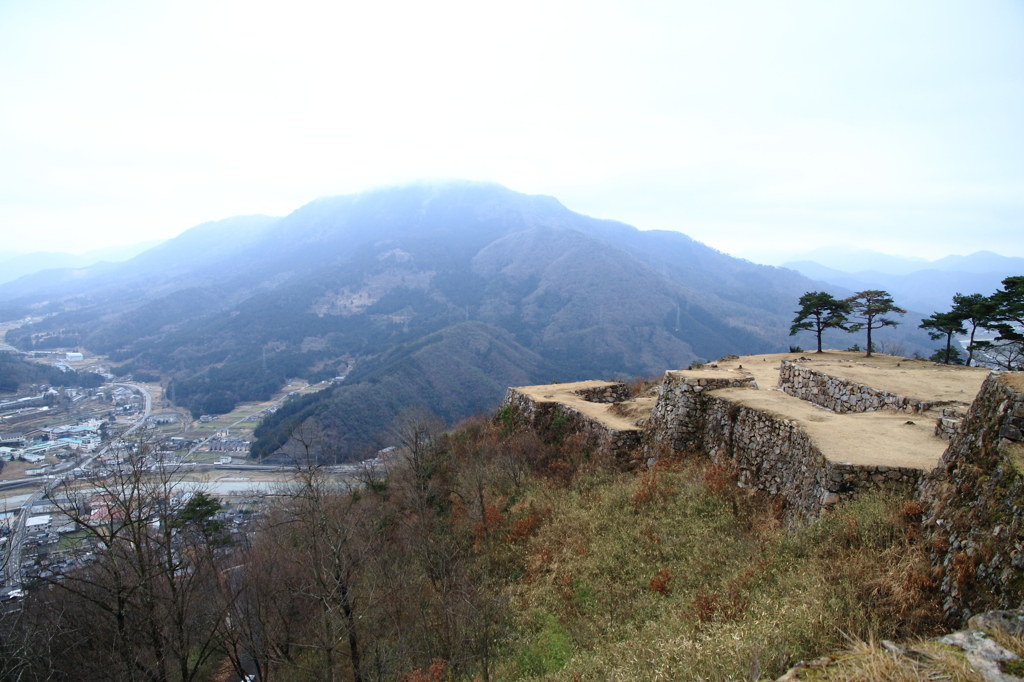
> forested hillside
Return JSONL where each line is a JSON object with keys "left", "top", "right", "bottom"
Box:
{"left": 0, "top": 353, "right": 103, "bottom": 393}
{"left": 1, "top": 182, "right": 882, "bottom": 459}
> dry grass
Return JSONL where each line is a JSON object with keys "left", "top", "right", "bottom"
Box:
{"left": 782, "top": 638, "right": 985, "bottom": 681}
{"left": 495, "top": 457, "right": 943, "bottom": 681}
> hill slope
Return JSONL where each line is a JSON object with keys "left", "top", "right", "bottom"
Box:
{"left": 1, "top": 181, "right": 886, "bottom": 458}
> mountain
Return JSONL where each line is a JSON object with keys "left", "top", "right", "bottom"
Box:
{"left": 252, "top": 321, "right": 554, "bottom": 458}
{"left": 0, "top": 240, "right": 166, "bottom": 286}
{"left": 929, "top": 251, "right": 1024, "bottom": 274}
{"left": 0, "top": 181, "right": 938, "bottom": 459}
{"left": 764, "top": 246, "right": 929, "bottom": 275}
{"left": 782, "top": 251, "right": 1022, "bottom": 314}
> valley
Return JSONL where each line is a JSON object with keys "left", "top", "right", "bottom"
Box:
{"left": 0, "top": 182, "right": 944, "bottom": 463}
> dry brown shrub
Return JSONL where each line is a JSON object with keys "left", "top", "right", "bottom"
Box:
{"left": 901, "top": 499, "right": 924, "bottom": 521}
{"left": 472, "top": 503, "right": 504, "bottom": 540}
{"left": 929, "top": 531, "right": 950, "bottom": 554}
{"left": 648, "top": 569, "right": 672, "bottom": 595}
{"left": 624, "top": 374, "right": 661, "bottom": 397}
{"left": 951, "top": 551, "right": 977, "bottom": 588}
{"left": 631, "top": 468, "right": 668, "bottom": 511}
{"left": 692, "top": 590, "right": 719, "bottom": 624}
{"left": 403, "top": 658, "right": 447, "bottom": 682}
{"left": 507, "top": 509, "right": 542, "bottom": 542}
{"left": 702, "top": 461, "right": 738, "bottom": 493}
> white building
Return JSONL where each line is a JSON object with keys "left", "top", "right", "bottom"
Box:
{"left": 65, "top": 352, "right": 84, "bottom": 361}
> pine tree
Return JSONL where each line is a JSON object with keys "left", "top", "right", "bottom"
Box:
{"left": 844, "top": 290, "right": 905, "bottom": 358}
{"left": 790, "top": 292, "right": 850, "bottom": 353}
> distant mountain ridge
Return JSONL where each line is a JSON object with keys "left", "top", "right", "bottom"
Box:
{"left": 0, "top": 240, "right": 166, "bottom": 285}
{"left": 782, "top": 250, "right": 1023, "bottom": 314}
{"left": 0, "top": 181, "right": 943, "bottom": 459}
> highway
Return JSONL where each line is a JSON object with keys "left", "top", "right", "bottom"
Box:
{"left": 2, "top": 382, "right": 153, "bottom": 589}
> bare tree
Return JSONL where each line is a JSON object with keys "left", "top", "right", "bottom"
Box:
{"left": 225, "top": 421, "right": 381, "bottom": 682}
{"left": 29, "top": 434, "right": 232, "bottom": 682}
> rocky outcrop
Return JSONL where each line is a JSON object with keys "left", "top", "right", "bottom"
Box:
{"left": 778, "top": 360, "right": 950, "bottom": 414}
{"left": 917, "top": 373, "right": 1024, "bottom": 625}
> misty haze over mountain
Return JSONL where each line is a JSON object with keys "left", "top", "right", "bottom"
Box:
{"left": 0, "top": 182, "right": 999, "bottom": 459}
{"left": 775, "top": 248, "right": 1024, "bottom": 315}
{"left": 0, "top": 240, "right": 166, "bottom": 285}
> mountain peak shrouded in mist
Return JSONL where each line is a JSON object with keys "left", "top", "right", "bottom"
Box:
{"left": 1, "top": 182, "right": 944, "bottom": 458}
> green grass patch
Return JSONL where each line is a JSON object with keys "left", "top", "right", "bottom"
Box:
{"left": 56, "top": 530, "right": 89, "bottom": 551}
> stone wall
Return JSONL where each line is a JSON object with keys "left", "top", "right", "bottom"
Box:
{"left": 643, "top": 372, "right": 758, "bottom": 454}
{"left": 917, "top": 373, "right": 1024, "bottom": 625}
{"left": 778, "top": 360, "right": 948, "bottom": 414}
{"left": 502, "top": 388, "right": 642, "bottom": 465}
{"left": 642, "top": 370, "right": 923, "bottom": 520}
{"left": 934, "top": 407, "right": 966, "bottom": 441}
{"left": 570, "top": 383, "right": 631, "bottom": 403}
{"left": 697, "top": 393, "right": 921, "bottom": 521}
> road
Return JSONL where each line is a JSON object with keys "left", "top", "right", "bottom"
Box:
{"left": 4, "top": 485, "right": 49, "bottom": 588}
{"left": 2, "top": 382, "right": 153, "bottom": 589}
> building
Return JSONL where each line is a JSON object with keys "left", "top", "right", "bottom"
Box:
{"left": 0, "top": 432, "right": 26, "bottom": 447}
{"left": 65, "top": 352, "right": 84, "bottom": 361}
{"left": 209, "top": 436, "right": 250, "bottom": 453}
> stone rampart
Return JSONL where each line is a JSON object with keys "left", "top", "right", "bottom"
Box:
{"left": 642, "top": 369, "right": 925, "bottom": 519}
{"left": 699, "top": 394, "right": 923, "bottom": 521}
{"left": 778, "top": 360, "right": 948, "bottom": 414}
{"left": 643, "top": 372, "right": 758, "bottom": 454}
{"left": 502, "top": 387, "right": 642, "bottom": 463}
{"left": 917, "top": 373, "right": 1024, "bottom": 625}
{"left": 570, "top": 383, "right": 631, "bottom": 403}
{"left": 934, "top": 407, "right": 966, "bottom": 441}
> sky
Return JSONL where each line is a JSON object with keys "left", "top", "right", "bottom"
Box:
{"left": 1, "top": 0, "right": 1023, "bottom": 263}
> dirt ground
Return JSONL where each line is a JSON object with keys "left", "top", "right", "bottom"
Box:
{"left": 513, "top": 381, "right": 645, "bottom": 432}
{"left": 1000, "top": 372, "right": 1024, "bottom": 392}
{"left": 712, "top": 386, "right": 947, "bottom": 469}
{"left": 712, "top": 350, "right": 989, "bottom": 405}
{"left": 511, "top": 351, "right": 1011, "bottom": 472}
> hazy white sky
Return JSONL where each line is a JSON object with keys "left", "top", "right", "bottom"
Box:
{"left": 1, "top": 0, "right": 1023, "bottom": 261}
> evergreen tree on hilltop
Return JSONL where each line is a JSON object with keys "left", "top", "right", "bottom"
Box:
{"left": 844, "top": 290, "right": 906, "bottom": 358}
{"left": 919, "top": 309, "right": 966, "bottom": 365}
{"left": 982, "top": 276, "right": 1024, "bottom": 370}
{"left": 790, "top": 292, "right": 850, "bottom": 353}
{"left": 951, "top": 292, "right": 996, "bottom": 366}
{"left": 989, "top": 276, "right": 1024, "bottom": 343}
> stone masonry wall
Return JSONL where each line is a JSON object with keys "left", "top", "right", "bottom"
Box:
{"left": 642, "top": 370, "right": 923, "bottom": 520}
{"left": 570, "top": 383, "right": 631, "bottom": 404}
{"left": 917, "top": 373, "right": 1024, "bottom": 625}
{"left": 934, "top": 407, "right": 967, "bottom": 441}
{"left": 778, "top": 360, "right": 948, "bottom": 414}
{"left": 698, "top": 395, "right": 923, "bottom": 522}
{"left": 502, "top": 388, "right": 642, "bottom": 465}
{"left": 643, "top": 373, "right": 758, "bottom": 455}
